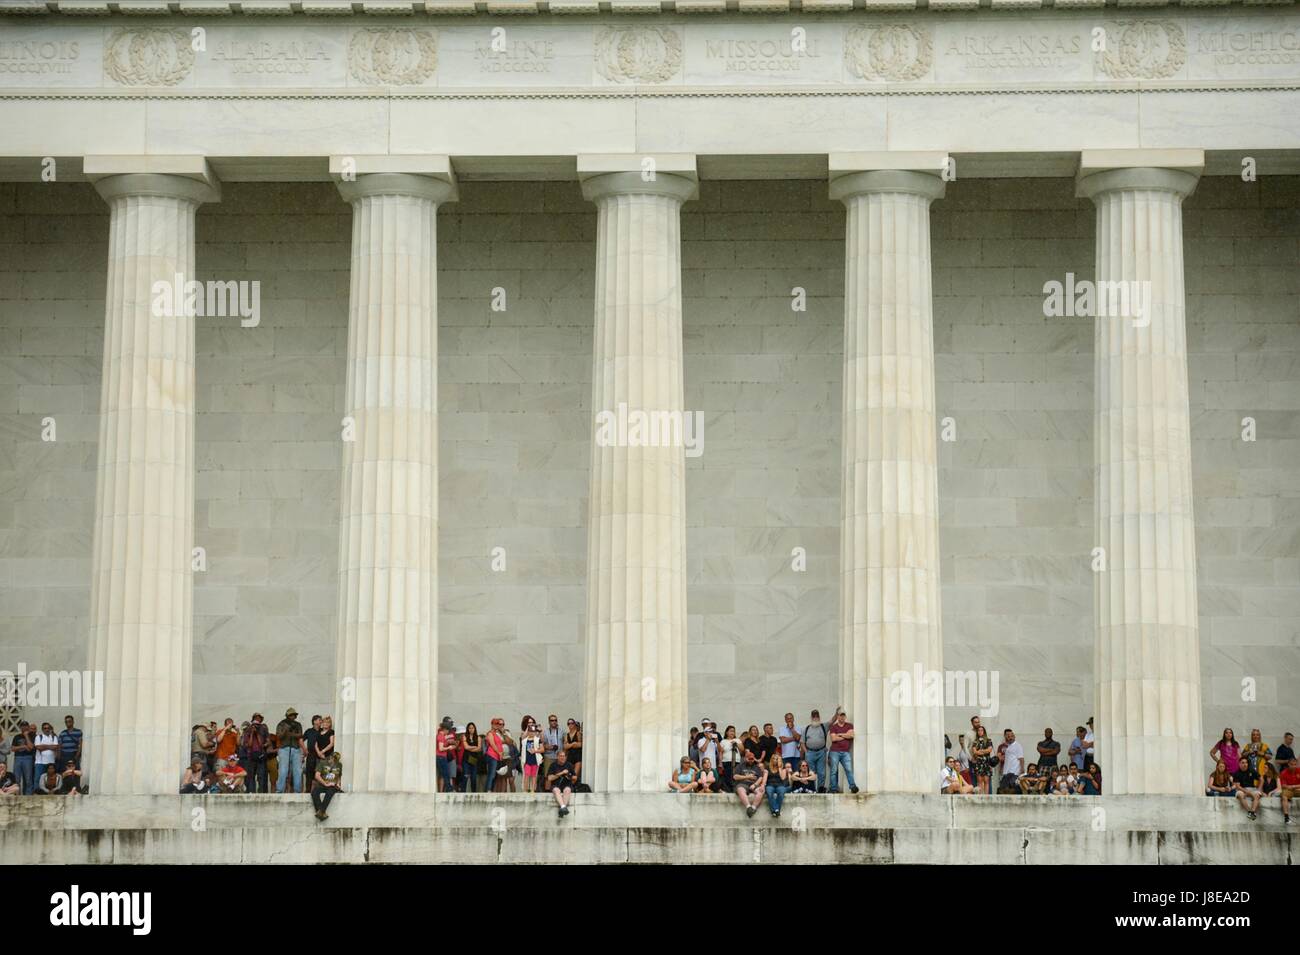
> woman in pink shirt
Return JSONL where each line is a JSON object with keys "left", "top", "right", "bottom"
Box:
{"left": 1210, "top": 728, "right": 1241, "bottom": 775}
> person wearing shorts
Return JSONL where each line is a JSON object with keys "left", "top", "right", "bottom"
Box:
{"left": 1279, "top": 757, "right": 1300, "bottom": 824}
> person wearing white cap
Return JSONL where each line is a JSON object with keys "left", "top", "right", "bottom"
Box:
{"left": 696, "top": 719, "right": 719, "bottom": 772}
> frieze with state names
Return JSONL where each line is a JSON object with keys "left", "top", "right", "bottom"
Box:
{"left": 0, "top": 13, "right": 1296, "bottom": 91}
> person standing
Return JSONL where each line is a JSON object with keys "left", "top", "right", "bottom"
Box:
{"left": 34, "top": 722, "right": 59, "bottom": 783}
{"left": 563, "top": 719, "right": 583, "bottom": 785}
{"left": 695, "top": 720, "right": 719, "bottom": 775}
{"left": 302, "top": 715, "right": 323, "bottom": 796}
{"left": 999, "top": 729, "right": 1024, "bottom": 792}
{"left": 461, "top": 722, "right": 482, "bottom": 793}
{"left": 778, "top": 713, "right": 801, "bottom": 771}
{"left": 718, "top": 725, "right": 741, "bottom": 793}
{"left": 1241, "top": 729, "right": 1272, "bottom": 777}
{"left": 1036, "top": 728, "right": 1060, "bottom": 771}
{"left": 1275, "top": 732, "right": 1295, "bottom": 768}
{"left": 484, "top": 718, "right": 507, "bottom": 791}
{"left": 520, "top": 716, "right": 543, "bottom": 794}
{"left": 970, "top": 725, "right": 996, "bottom": 794}
{"left": 214, "top": 718, "right": 239, "bottom": 764}
{"left": 827, "top": 709, "right": 859, "bottom": 794}
{"left": 312, "top": 750, "right": 343, "bottom": 821}
{"left": 1210, "top": 728, "right": 1241, "bottom": 775}
{"left": 11, "top": 722, "right": 35, "bottom": 795}
{"left": 541, "top": 714, "right": 563, "bottom": 783}
{"left": 802, "top": 710, "right": 829, "bottom": 793}
{"left": 758, "top": 724, "right": 780, "bottom": 765}
{"left": 57, "top": 715, "right": 83, "bottom": 774}
{"left": 436, "top": 717, "right": 458, "bottom": 792}
{"left": 1068, "top": 726, "right": 1088, "bottom": 771}
{"left": 242, "top": 714, "right": 270, "bottom": 794}
{"left": 275, "top": 708, "right": 304, "bottom": 794}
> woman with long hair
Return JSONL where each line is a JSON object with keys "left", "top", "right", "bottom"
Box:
{"left": 765, "top": 752, "right": 791, "bottom": 817}
{"left": 970, "top": 725, "right": 995, "bottom": 795}
{"left": 718, "top": 725, "right": 741, "bottom": 793}
{"left": 461, "top": 722, "right": 482, "bottom": 793}
{"left": 790, "top": 759, "right": 817, "bottom": 794}
{"left": 1206, "top": 759, "right": 1233, "bottom": 797}
{"left": 1210, "top": 728, "right": 1241, "bottom": 774}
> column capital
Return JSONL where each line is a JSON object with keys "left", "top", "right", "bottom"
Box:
{"left": 330, "top": 155, "right": 458, "bottom": 204}
{"left": 1075, "top": 149, "right": 1203, "bottom": 201}
{"left": 828, "top": 152, "right": 948, "bottom": 203}
{"left": 578, "top": 154, "right": 698, "bottom": 203}
{"left": 85, "top": 155, "right": 221, "bottom": 204}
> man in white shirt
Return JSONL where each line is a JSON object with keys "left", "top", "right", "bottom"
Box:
{"left": 34, "top": 722, "right": 60, "bottom": 778}
{"left": 941, "top": 756, "right": 973, "bottom": 794}
{"left": 999, "top": 728, "right": 1024, "bottom": 790}
{"left": 696, "top": 719, "right": 719, "bottom": 770}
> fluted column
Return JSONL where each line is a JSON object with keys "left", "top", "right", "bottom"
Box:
{"left": 334, "top": 169, "right": 455, "bottom": 793}
{"left": 1078, "top": 152, "right": 1204, "bottom": 795}
{"left": 579, "top": 158, "right": 696, "bottom": 792}
{"left": 831, "top": 157, "right": 946, "bottom": 793}
{"left": 85, "top": 165, "right": 220, "bottom": 794}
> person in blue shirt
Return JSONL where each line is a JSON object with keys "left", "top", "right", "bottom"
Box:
{"left": 57, "top": 715, "right": 83, "bottom": 773}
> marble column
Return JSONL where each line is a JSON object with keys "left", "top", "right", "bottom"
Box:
{"left": 579, "top": 156, "right": 696, "bottom": 792}
{"left": 830, "top": 155, "right": 947, "bottom": 793}
{"left": 1077, "top": 151, "right": 1204, "bottom": 795}
{"left": 84, "top": 162, "right": 220, "bottom": 794}
{"left": 333, "top": 166, "right": 456, "bottom": 793}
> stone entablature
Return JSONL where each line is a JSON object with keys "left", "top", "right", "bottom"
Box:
{"left": 0, "top": 0, "right": 1293, "bottom": 19}
{"left": 1, "top": 9, "right": 1298, "bottom": 90}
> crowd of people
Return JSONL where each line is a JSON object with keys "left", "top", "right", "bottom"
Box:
{"left": 0, "top": 717, "right": 85, "bottom": 795}
{"left": 1204, "top": 728, "right": 1299, "bottom": 824}
{"left": 4, "top": 707, "right": 1296, "bottom": 829}
{"left": 181, "top": 709, "right": 343, "bottom": 819}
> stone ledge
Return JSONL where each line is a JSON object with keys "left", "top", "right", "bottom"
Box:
{"left": 1, "top": 822, "right": 1292, "bottom": 864}
{"left": 1, "top": 792, "right": 1293, "bottom": 833}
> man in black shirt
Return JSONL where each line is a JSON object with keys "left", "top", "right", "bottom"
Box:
{"left": 732, "top": 750, "right": 768, "bottom": 818}
{"left": 1277, "top": 732, "right": 1295, "bottom": 768}
{"left": 758, "top": 724, "right": 779, "bottom": 764}
{"left": 1233, "top": 762, "right": 1263, "bottom": 820}
{"left": 546, "top": 751, "right": 575, "bottom": 818}
{"left": 1036, "top": 728, "right": 1060, "bottom": 770}
{"left": 10, "top": 722, "right": 35, "bottom": 795}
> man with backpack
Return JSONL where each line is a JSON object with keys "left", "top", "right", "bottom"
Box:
{"left": 802, "top": 709, "right": 830, "bottom": 793}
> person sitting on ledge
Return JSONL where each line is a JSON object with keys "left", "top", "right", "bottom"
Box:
{"left": 180, "top": 758, "right": 214, "bottom": 794}
{"left": 1017, "top": 763, "right": 1046, "bottom": 795}
{"left": 696, "top": 758, "right": 718, "bottom": 794}
{"left": 1233, "top": 759, "right": 1264, "bottom": 821}
{"left": 0, "top": 760, "right": 18, "bottom": 795}
{"left": 766, "top": 753, "right": 791, "bottom": 818}
{"left": 218, "top": 754, "right": 248, "bottom": 794}
{"left": 312, "top": 750, "right": 343, "bottom": 821}
{"left": 1206, "top": 760, "right": 1234, "bottom": 798}
{"left": 1077, "top": 762, "right": 1102, "bottom": 796}
{"left": 790, "top": 759, "right": 818, "bottom": 794}
{"left": 546, "top": 750, "right": 574, "bottom": 818}
{"left": 941, "top": 756, "right": 974, "bottom": 795}
{"left": 37, "top": 764, "right": 75, "bottom": 796}
{"left": 669, "top": 757, "right": 698, "bottom": 794}
{"left": 732, "top": 749, "right": 767, "bottom": 818}
{"left": 1279, "top": 757, "right": 1300, "bottom": 824}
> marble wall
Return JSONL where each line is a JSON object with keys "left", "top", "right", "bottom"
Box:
{"left": 0, "top": 175, "right": 1295, "bottom": 767}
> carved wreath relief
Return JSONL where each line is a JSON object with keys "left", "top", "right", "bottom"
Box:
{"left": 348, "top": 27, "right": 439, "bottom": 86}
{"left": 845, "top": 23, "right": 933, "bottom": 82}
{"left": 595, "top": 26, "right": 682, "bottom": 84}
{"left": 1096, "top": 20, "right": 1186, "bottom": 80}
{"left": 103, "top": 27, "right": 195, "bottom": 87}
